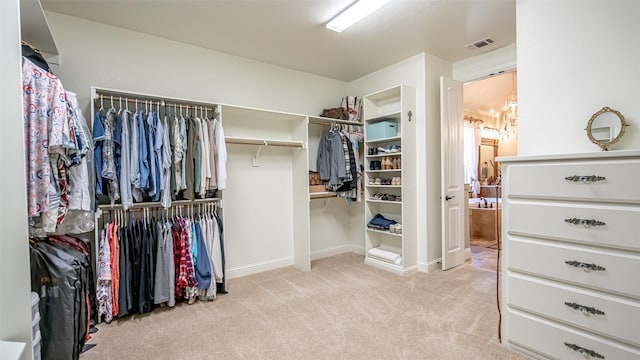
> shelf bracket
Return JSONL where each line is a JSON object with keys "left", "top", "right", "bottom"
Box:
{"left": 252, "top": 142, "right": 267, "bottom": 167}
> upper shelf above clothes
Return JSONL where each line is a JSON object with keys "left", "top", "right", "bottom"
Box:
{"left": 20, "top": 0, "right": 60, "bottom": 65}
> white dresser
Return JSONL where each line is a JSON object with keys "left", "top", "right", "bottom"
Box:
{"left": 500, "top": 150, "right": 640, "bottom": 360}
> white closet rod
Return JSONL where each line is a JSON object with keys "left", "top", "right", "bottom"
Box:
{"left": 224, "top": 137, "right": 304, "bottom": 148}
{"left": 92, "top": 87, "right": 218, "bottom": 112}
{"left": 97, "top": 197, "right": 221, "bottom": 210}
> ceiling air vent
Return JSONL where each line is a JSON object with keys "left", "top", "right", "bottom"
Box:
{"left": 465, "top": 37, "right": 495, "bottom": 49}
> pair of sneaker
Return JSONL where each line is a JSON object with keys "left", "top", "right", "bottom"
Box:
{"left": 371, "top": 193, "right": 397, "bottom": 201}
{"left": 389, "top": 223, "right": 403, "bottom": 234}
{"left": 391, "top": 177, "right": 402, "bottom": 185}
{"left": 377, "top": 145, "right": 401, "bottom": 154}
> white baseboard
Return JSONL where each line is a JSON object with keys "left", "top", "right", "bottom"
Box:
{"left": 364, "top": 257, "right": 418, "bottom": 276}
{"left": 310, "top": 245, "right": 353, "bottom": 261}
{"left": 465, "top": 247, "right": 471, "bottom": 260}
{"left": 226, "top": 257, "right": 294, "bottom": 279}
{"left": 349, "top": 244, "right": 365, "bottom": 255}
{"left": 418, "top": 258, "right": 442, "bottom": 273}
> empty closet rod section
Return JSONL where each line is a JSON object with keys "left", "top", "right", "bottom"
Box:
{"left": 91, "top": 87, "right": 218, "bottom": 113}
{"left": 224, "top": 136, "right": 304, "bottom": 148}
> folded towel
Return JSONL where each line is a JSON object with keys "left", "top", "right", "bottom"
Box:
{"left": 368, "top": 247, "right": 402, "bottom": 265}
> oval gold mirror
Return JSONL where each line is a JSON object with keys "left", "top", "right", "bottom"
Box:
{"left": 585, "top": 106, "right": 629, "bottom": 151}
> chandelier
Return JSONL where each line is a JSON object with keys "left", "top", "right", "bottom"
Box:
{"left": 499, "top": 72, "right": 518, "bottom": 141}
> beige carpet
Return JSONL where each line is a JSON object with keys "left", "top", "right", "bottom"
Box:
{"left": 80, "top": 253, "right": 529, "bottom": 360}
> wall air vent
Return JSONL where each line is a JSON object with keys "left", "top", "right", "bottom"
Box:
{"left": 465, "top": 37, "right": 495, "bottom": 49}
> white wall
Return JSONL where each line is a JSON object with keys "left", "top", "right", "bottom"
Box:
{"left": 45, "top": 11, "right": 347, "bottom": 117}
{"left": 517, "top": 0, "right": 640, "bottom": 155}
{"left": 453, "top": 43, "right": 516, "bottom": 83}
{"left": 0, "top": 0, "right": 34, "bottom": 359}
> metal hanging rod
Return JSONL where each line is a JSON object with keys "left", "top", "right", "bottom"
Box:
{"left": 92, "top": 88, "right": 219, "bottom": 111}
{"left": 97, "top": 197, "right": 221, "bottom": 210}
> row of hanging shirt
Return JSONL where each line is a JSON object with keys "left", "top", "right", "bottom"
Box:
{"left": 22, "top": 57, "right": 96, "bottom": 235}
{"left": 317, "top": 123, "right": 364, "bottom": 201}
{"left": 96, "top": 203, "right": 225, "bottom": 323}
{"left": 93, "top": 96, "right": 227, "bottom": 210}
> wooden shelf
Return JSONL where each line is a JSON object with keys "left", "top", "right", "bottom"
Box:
{"left": 366, "top": 228, "right": 403, "bottom": 237}
{"left": 364, "top": 111, "right": 401, "bottom": 124}
{"left": 366, "top": 152, "right": 402, "bottom": 158}
{"left": 366, "top": 169, "right": 402, "bottom": 173}
{"left": 309, "top": 191, "right": 339, "bottom": 200}
{"left": 225, "top": 136, "right": 304, "bottom": 148}
{"left": 365, "top": 136, "right": 401, "bottom": 144}
{"left": 367, "top": 199, "right": 402, "bottom": 204}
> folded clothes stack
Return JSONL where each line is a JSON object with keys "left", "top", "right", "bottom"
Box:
{"left": 367, "top": 213, "right": 397, "bottom": 231}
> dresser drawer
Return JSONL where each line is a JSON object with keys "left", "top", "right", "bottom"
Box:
{"left": 507, "top": 160, "right": 640, "bottom": 203}
{"left": 509, "top": 238, "right": 640, "bottom": 298}
{"left": 509, "top": 201, "right": 640, "bottom": 251}
{"left": 509, "top": 310, "right": 640, "bottom": 359}
{"left": 509, "top": 273, "right": 640, "bottom": 346}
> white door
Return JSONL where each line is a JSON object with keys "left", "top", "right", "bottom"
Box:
{"left": 440, "top": 76, "right": 465, "bottom": 270}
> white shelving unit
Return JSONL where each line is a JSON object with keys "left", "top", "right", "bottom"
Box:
{"left": 363, "top": 85, "right": 417, "bottom": 275}
{"left": 220, "top": 105, "right": 311, "bottom": 271}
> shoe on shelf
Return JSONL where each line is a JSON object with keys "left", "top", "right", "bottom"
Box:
{"left": 387, "top": 195, "right": 396, "bottom": 201}
{"left": 374, "top": 178, "right": 381, "bottom": 185}
{"left": 395, "top": 224, "right": 402, "bottom": 234}
{"left": 395, "top": 195, "right": 402, "bottom": 202}
{"left": 386, "top": 157, "right": 394, "bottom": 169}
{"left": 396, "top": 177, "right": 401, "bottom": 185}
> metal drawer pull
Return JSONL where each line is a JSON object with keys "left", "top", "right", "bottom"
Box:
{"left": 564, "top": 218, "right": 606, "bottom": 227}
{"left": 565, "top": 260, "right": 606, "bottom": 271}
{"left": 564, "top": 342, "right": 605, "bottom": 359}
{"left": 564, "top": 175, "right": 606, "bottom": 183}
{"left": 564, "top": 302, "right": 605, "bottom": 315}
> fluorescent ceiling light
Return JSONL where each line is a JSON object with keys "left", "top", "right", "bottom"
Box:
{"left": 326, "top": 0, "right": 392, "bottom": 33}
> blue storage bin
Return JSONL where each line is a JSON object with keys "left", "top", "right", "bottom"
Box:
{"left": 367, "top": 121, "right": 397, "bottom": 140}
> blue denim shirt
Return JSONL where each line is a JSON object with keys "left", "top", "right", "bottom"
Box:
{"left": 136, "top": 110, "right": 149, "bottom": 191}
{"left": 92, "top": 111, "right": 105, "bottom": 196}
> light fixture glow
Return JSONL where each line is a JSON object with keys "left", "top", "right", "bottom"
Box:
{"left": 326, "top": 0, "right": 392, "bottom": 33}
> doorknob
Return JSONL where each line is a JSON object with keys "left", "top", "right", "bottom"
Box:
{"left": 445, "top": 195, "right": 455, "bottom": 200}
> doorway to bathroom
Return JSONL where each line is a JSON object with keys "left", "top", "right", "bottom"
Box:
{"left": 462, "top": 71, "right": 518, "bottom": 272}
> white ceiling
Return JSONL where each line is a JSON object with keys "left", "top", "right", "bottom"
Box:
{"left": 40, "top": 0, "right": 516, "bottom": 82}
